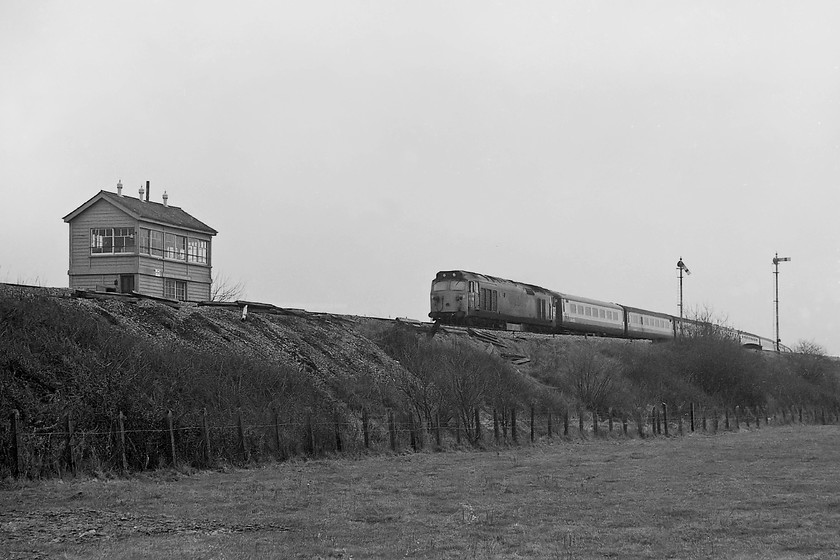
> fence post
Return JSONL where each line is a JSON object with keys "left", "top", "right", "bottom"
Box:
{"left": 662, "top": 404, "right": 669, "bottom": 437}
{"left": 608, "top": 408, "right": 614, "bottom": 433}
{"left": 435, "top": 411, "right": 441, "bottom": 448}
{"left": 166, "top": 410, "right": 177, "bottom": 466}
{"left": 493, "top": 409, "right": 500, "bottom": 443}
{"left": 334, "top": 411, "right": 343, "bottom": 453}
{"left": 273, "top": 407, "right": 282, "bottom": 459}
{"left": 578, "top": 408, "right": 584, "bottom": 434}
{"left": 455, "top": 413, "right": 461, "bottom": 446}
{"left": 475, "top": 408, "right": 482, "bottom": 444}
{"left": 307, "top": 410, "right": 316, "bottom": 457}
{"left": 725, "top": 408, "right": 730, "bottom": 430}
{"left": 622, "top": 414, "right": 628, "bottom": 436}
{"left": 237, "top": 408, "right": 248, "bottom": 462}
{"left": 388, "top": 409, "right": 397, "bottom": 452}
{"left": 118, "top": 410, "right": 128, "bottom": 473}
{"left": 690, "top": 402, "right": 695, "bottom": 432}
{"left": 592, "top": 410, "right": 599, "bottom": 436}
{"left": 563, "top": 409, "right": 569, "bottom": 437}
{"left": 363, "top": 408, "right": 370, "bottom": 450}
{"left": 735, "top": 406, "right": 740, "bottom": 430}
{"left": 64, "top": 412, "right": 75, "bottom": 475}
{"left": 530, "top": 406, "right": 535, "bottom": 443}
{"left": 10, "top": 410, "right": 22, "bottom": 478}
{"left": 702, "top": 408, "right": 707, "bottom": 431}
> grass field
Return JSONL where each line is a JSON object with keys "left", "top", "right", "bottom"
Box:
{"left": 3, "top": 425, "right": 840, "bottom": 559}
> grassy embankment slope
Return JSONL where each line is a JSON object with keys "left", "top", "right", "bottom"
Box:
{"left": 1, "top": 283, "right": 839, "bottom": 476}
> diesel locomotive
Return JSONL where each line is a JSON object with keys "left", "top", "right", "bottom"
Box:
{"left": 429, "top": 270, "right": 776, "bottom": 350}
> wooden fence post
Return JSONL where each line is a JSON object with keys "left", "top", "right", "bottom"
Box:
{"left": 622, "top": 414, "right": 628, "bottom": 436}
{"left": 690, "top": 402, "right": 695, "bottom": 432}
{"left": 334, "top": 411, "right": 342, "bottom": 452}
{"left": 735, "top": 406, "right": 740, "bottom": 430}
{"left": 702, "top": 408, "right": 707, "bottom": 431}
{"left": 363, "top": 408, "right": 370, "bottom": 449}
{"left": 64, "top": 412, "right": 75, "bottom": 475}
{"left": 578, "top": 408, "right": 584, "bottom": 434}
{"left": 435, "top": 411, "right": 441, "bottom": 448}
{"left": 388, "top": 409, "right": 397, "bottom": 452}
{"left": 563, "top": 409, "right": 569, "bottom": 436}
{"left": 455, "top": 413, "right": 461, "bottom": 446}
{"left": 237, "top": 408, "right": 248, "bottom": 462}
{"left": 10, "top": 410, "right": 22, "bottom": 479}
{"left": 510, "top": 408, "right": 517, "bottom": 444}
{"left": 530, "top": 406, "right": 535, "bottom": 443}
{"left": 592, "top": 410, "right": 599, "bottom": 436}
{"left": 475, "top": 408, "right": 482, "bottom": 444}
{"left": 118, "top": 410, "right": 128, "bottom": 473}
{"left": 493, "top": 409, "right": 500, "bottom": 443}
{"left": 273, "top": 407, "right": 282, "bottom": 459}
{"left": 166, "top": 409, "right": 177, "bottom": 466}
{"left": 307, "top": 410, "right": 316, "bottom": 457}
{"left": 202, "top": 408, "right": 212, "bottom": 465}
{"left": 678, "top": 406, "right": 684, "bottom": 436}
{"left": 662, "top": 404, "right": 669, "bottom": 436}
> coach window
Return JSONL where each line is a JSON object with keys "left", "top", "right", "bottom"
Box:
{"left": 599, "top": 309, "right": 606, "bottom": 319}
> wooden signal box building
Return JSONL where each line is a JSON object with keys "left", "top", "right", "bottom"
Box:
{"left": 63, "top": 181, "right": 218, "bottom": 302}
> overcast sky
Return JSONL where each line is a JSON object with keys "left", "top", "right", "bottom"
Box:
{"left": 1, "top": 1, "right": 838, "bottom": 355}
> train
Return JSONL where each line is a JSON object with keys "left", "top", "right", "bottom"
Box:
{"left": 429, "top": 270, "right": 778, "bottom": 351}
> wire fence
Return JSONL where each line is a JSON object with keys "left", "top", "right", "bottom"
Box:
{"left": 3, "top": 403, "right": 838, "bottom": 479}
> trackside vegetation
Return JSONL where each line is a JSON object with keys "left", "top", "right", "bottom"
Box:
{"left": 1, "top": 284, "right": 839, "bottom": 478}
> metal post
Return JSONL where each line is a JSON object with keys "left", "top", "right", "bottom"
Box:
{"left": 773, "top": 253, "right": 791, "bottom": 353}
{"left": 677, "top": 258, "right": 691, "bottom": 336}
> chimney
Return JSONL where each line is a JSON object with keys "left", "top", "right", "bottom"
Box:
{"left": 162, "top": 191, "right": 169, "bottom": 207}
{"left": 138, "top": 184, "right": 145, "bottom": 201}
{"left": 117, "top": 180, "right": 123, "bottom": 196}
{"left": 146, "top": 180, "right": 150, "bottom": 202}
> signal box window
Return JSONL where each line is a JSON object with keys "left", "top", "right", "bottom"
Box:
{"left": 164, "top": 279, "right": 187, "bottom": 301}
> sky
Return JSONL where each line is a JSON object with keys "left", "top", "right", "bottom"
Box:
{"left": 1, "top": 1, "right": 838, "bottom": 355}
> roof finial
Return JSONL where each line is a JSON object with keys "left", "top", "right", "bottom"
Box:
{"left": 116, "top": 179, "right": 123, "bottom": 196}
{"left": 162, "top": 190, "right": 169, "bottom": 207}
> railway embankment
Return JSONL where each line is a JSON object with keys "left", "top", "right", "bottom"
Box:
{"left": 2, "top": 283, "right": 839, "bottom": 478}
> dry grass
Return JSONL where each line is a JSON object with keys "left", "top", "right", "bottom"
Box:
{"left": 3, "top": 425, "right": 840, "bottom": 559}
